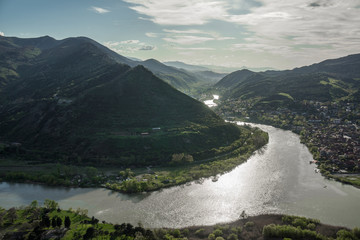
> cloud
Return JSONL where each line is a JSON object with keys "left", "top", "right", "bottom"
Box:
{"left": 162, "top": 28, "right": 235, "bottom": 45}
{"left": 145, "top": 32, "right": 158, "bottom": 38}
{"left": 120, "top": 40, "right": 140, "bottom": 44}
{"left": 174, "top": 47, "right": 215, "bottom": 51}
{"left": 123, "top": 0, "right": 360, "bottom": 67}
{"left": 0, "top": 32, "right": 4, "bottom": 36}
{"left": 227, "top": 0, "right": 360, "bottom": 61}
{"left": 104, "top": 40, "right": 156, "bottom": 54}
{"left": 139, "top": 45, "right": 155, "bottom": 50}
{"left": 122, "top": 0, "right": 228, "bottom": 25}
{"left": 163, "top": 35, "right": 214, "bottom": 45}
{"left": 91, "top": 6, "right": 110, "bottom": 14}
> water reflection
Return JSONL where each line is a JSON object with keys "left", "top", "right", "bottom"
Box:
{"left": 204, "top": 95, "right": 219, "bottom": 107}
{"left": 1, "top": 123, "right": 360, "bottom": 228}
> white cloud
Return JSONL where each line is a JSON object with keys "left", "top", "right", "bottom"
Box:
{"left": 145, "top": 32, "right": 158, "bottom": 38}
{"left": 0, "top": 31, "right": 4, "bottom": 36}
{"left": 123, "top": 0, "right": 360, "bottom": 67}
{"left": 120, "top": 40, "right": 140, "bottom": 44}
{"left": 122, "top": 0, "right": 227, "bottom": 25}
{"left": 162, "top": 29, "right": 234, "bottom": 45}
{"left": 163, "top": 35, "right": 214, "bottom": 45}
{"left": 174, "top": 47, "right": 215, "bottom": 51}
{"left": 104, "top": 40, "right": 156, "bottom": 54}
{"left": 91, "top": 6, "right": 110, "bottom": 14}
{"left": 227, "top": 0, "right": 360, "bottom": 65}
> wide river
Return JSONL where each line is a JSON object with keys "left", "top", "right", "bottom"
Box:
{"left": 1, "top": 123, "right": 359, "bottom": 228}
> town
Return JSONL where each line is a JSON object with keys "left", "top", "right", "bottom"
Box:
{"left": 214, "top": 98, "right": 360, "bottom": 188}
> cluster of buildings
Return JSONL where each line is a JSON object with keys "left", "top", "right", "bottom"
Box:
{"left": 215, "top": 99, "right": 360, "bottom": 174}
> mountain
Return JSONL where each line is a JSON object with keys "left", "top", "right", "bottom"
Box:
{"left": 214, "top": 54, "right": 360, "bottom": 109}
{"left": 163, "top": 61, "right": 210, "bottom": 72}
{"left": 215, "top": 69, "right": 259, "bottom": 89}
{"left": 290, "top": 53, "right": 360, "bottom": 78}
{"left": 135, "top": 59, "right": 199, "bottom": 91}
{"left": 0, "top": 36, "right": 245, "bottom": 166}
{"left": 193, "top": 71, "right": 227, "bottom": 85}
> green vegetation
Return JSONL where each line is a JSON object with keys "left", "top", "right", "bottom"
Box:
{"left": 278, "top": 92, "right": 294, "bottom": 101}
{"left": 262, "top": 215, "right": 359, "bottom": 240}
{"left": 0, "top": 201, "right": 155, "bottom": 240}
{"left": 214, "top": 54, "right": 360, "bottom": 111}
{"left": 0, "top": 127, "right": 268, "bottom": 193}
{"left": 1, "top": 203, "right": 358, "bottom": 240}
{"left": 0, "top": 36, "right": 264, "bottom": 170}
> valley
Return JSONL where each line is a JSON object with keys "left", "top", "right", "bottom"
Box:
{"left": 0, "top": 35, "right": 360, "bottom": 239}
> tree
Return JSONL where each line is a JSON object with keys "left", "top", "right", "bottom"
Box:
{"left": 240, "top": 210, "right": 247, "bottom": 219}
{"left": 29, "top": 200, "right": 38, "bottom": 209}
{"left": 56, "top": 217, "right": 62, "bottom": 227}
{"left": 44, "top": 199, "right": 59, "bottom": 210}
{"left": 83, "top": 227, "right": 95, "bottom": 240}
{"left": 64, "top": 216, "right": 71, "bottom": 228}
{"left": 85, "top": 167, "right": 98, "bottom": 179}
{"left": 41, "top": 215, "right": 51, "bottom": 228}
{"left": 51, "top": 217, "right": 57, "bottom": 228}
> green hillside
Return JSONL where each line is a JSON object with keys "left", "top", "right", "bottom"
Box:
{"left": 0, "top": 36, "right": 256, "bottom": 167}
{"left": 214, "top": 54, "right": 360, "bottom": 109}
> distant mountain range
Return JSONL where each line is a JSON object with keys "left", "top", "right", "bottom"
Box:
{"left": 0, "top": 35, "right": 244, "bottom": 166}
{"left": 163, "top": 61, "right": 277, "bottom": 74}
{"left": 214, "top": 54, "right": 360, "bottom": 109}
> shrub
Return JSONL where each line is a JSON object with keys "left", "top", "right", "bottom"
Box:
{"left": 182, "top": 229, "right": 189, "bottom": 237}
{"left": 215, "top": 237, "right": 225, "bottom": 240}
{"left": 227, "top": 233, "right": 238, "bottom": 240}
{"left": 195, "top": 229, "right": 206, "bottom": 238}
{"left": 208, "top": 233, "right": 216, "bottom": 240}
{"left": 307, "top": 223, "right": 316, "bottom": 230}
{"left": 336, "top": 229, "right": 355, "bottom": 240}
{"left": 353, "top": 227, "right": 360, "bottom": 238}
{"left": 244, "top": 221, "right": 254, "bottom": 230}
{"left": 172, "top": 229, "right": 181, "bottom": 238}
{"left": 213, "top": 229, "right": 223, "bottom": 237}
{"left": 292, "top": 218, "right": 307, "bottom": 229}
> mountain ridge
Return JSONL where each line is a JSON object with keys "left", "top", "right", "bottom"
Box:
{"left": 0, "top": 35, "right": 247, "bottom": 166}
{"left": 214, "top": 53, "right": 360, "bottom": 109}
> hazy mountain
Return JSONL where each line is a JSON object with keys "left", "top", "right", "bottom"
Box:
{"left": 163, "top": 61, "right": 210, "bottom": 72}
{"left": 0, "top": 35, "right": 244, "bottom": 166}
{"left": 215, "top": 69, "right": 259, "bottom": 89}
{"left": 193, "top": 71, "right": 227, "bottom": 85}
{"left": 215, "top": 54, "right": 360, "bottom": 109}
{"left": 137, "top": 59, "right": 218, "bottom": 92}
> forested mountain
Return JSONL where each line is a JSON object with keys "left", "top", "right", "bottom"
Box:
{"left": 0, "top": 36, "right": 246, "bottom": 166}
{"left": 214, "top": 54, "right": 360, "bottom": 109}
{"left": 136, "top": 58, "right": 199, "bottom": 91}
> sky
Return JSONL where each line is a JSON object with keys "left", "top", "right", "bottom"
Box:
{"left": 0, "top": 0, "right": 360, "bottom": 70}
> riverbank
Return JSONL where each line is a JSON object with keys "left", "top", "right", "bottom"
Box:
{"left": 235, "top": 115, "right": 360, "bottom": 190}
{"left": 1, "top": 202, "right": 358, "bottom": 240}
{"left": 0, "top": 126, "right": 269, "bottom": 193}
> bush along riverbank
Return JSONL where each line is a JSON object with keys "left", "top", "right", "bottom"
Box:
{"left": 1, "top": 201, "right": 359, "bottom": 240}
{"left": 0, "top": 126, "right": 268, "bottom": 194}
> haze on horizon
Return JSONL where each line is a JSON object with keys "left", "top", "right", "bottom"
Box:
{"left": 0, "top": 0, "right": 359, "bottom": 70}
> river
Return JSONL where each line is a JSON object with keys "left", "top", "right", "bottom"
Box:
{"left": 203, "top": 95, "right": 219, "bottom": 107}
{"left": 1, "top": 123, "right": 360, "bottom": 228}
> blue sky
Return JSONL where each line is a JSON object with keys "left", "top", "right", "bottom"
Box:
{"left": 1, "top": 0, "right": 359, "bottom": 70}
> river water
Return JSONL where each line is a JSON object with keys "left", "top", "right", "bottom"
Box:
{"left": 203, "top": 95, "right": 219, "bottom": 107}
{"left": 1, "top": 123, "right": 359, "bottom": 228}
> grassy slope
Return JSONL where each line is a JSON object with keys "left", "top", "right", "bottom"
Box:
{"left": 214, "top": 54, "right": 360, "bottom": 110}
